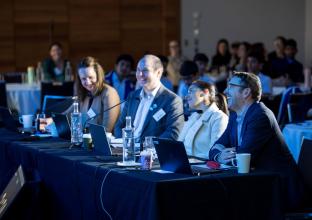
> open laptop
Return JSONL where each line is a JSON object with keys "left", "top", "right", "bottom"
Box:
{"left": 51, "top": 113, "right": 71, "bottom": 140}
{"left": 88, "top": 123, "right": 112, "bottom": 156}
{"left": 153, "top": 138, "right": 221, "bottom": 175}
{"left": 0, "top": 107, "right": 21, "bottom": 132}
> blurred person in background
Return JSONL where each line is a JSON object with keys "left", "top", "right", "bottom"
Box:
{"left": 247, "top": 52, "right": 272, "bottom": 94}
{"left": 158, "top": 55, "right": 173, "bottom": 91}
{"left": 42, "top": 42, "right": 69, "bottom": 82}
{"left": 211, "top": 39, "right": 231, "bottom": 70}
{"left": 229, "top": 41, "right": 240, "bottom": 69}
{"left": 167, "top": 40, "right": 187, "bottom": 92}
{"left": 105, "top": 54, "right": 136, "bottom": 100}
{"left": 193, "top": 53, "right": 211, "bottom": 83}
{"left": 234, "top": 42, "right": 250, "bottom": 72}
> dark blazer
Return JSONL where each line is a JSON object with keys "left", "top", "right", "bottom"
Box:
{"left": 210, "top": 102, "right": 304, "bottom": 209}
{"left": 105, "top": 71, "right": 136, "bottom": 100}
{"left": 114, "top": 84, "right": 184, "bottom": 142}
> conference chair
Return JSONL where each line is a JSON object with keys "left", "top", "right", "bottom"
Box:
{"left": 285, "top": 139, "right": 312, "bottom": 219}
{"left": 287, "top": 93, "right": 312, "bottom": 123}
{"left": 41, "top": 95, "right": 74, "bottom": 117}
{"left": 0, "top": 80, "right": 7, "bottom": 107}
{"left": 277, "top": 86, "right": 301, "bottom": 127}
{"left": 261, "top": 94, "right": 282, "bottom": 118}
{"left": 40, "top": 81, "right": 74, "bottom": 108}
{"left": 3, "top": 72, "right": 25, "bottom": 83}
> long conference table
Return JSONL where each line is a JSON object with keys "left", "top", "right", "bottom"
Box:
{"left": 0, "top": 128, "right": 284, "bottom": 220}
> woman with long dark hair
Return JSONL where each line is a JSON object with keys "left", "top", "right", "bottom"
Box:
{"left": 178, "top": 80, "right": 228, "bottom": 158}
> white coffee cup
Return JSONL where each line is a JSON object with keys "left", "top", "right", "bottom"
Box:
{"left": 19, "top": 114, "right": 34, "bottom": 128}
{"left": 106, "top": 132, "right": 112, "bottom": 143}
{"left": 232, "top": 153, "right": 251, "bottom": 174}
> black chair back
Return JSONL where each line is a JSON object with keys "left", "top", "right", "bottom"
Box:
{"left": 42, "top": 95, "right": 74, "bottom": 116}
{"left": 0, "top": 81, "right": 7, "bottom": 107}
{"left": 287, "top": 93, "right": 312, "bottom": 123}
{"left": 40, "top": 81, "right": 74, "bottom": 108}
{"left": 261, "top": 94, "right": 282, "bottom": 117}
{"left": 3, "top": 72, "right": 26, "bottom": 83}
{"left": 298, "top": 139, "right": 312, "bottom": 196}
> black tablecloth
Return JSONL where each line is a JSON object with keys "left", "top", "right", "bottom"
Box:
{"left": 0, "top": 128, "right": 284, "bottom": 220}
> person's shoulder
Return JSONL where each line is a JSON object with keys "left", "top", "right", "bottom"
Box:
{"left": 248, "top": 102, "right": 275, "bottom": 120}
{"left": 105, "top": 70, "right": 114, "bottom": 79}
{"left": 205, "top": 105, "right": 228, "bottom": 121}
{"left": 159, "top": 85, "right": 181, "bottom": 100}
{"left": 294, "top": 59, "right": 303, "bottom": 68}
{"left": 102, "top": 84, "right": 119, "bottom": 97}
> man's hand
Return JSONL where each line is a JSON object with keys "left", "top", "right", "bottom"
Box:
{"left": 39, "top": 117, "right": 53, "bottom": 132}
{"left": 217, "top": 147, "right": 236, "bottom": 164}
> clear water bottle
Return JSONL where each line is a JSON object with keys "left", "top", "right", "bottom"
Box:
{"left": 64, "top": 61, "right": 72, "bottom": 81}
{"left": 36, "top": 62, "right": 43, "bottom": 83}
{"left": 122, "top": 116, "right": 135, "bottom": 164}
{"left": 71, "top": 100, "right": 83, "bottom": 146}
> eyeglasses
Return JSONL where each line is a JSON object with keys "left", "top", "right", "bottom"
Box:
{"left": 227, "top": 83, "right": 248, "bottom": 90}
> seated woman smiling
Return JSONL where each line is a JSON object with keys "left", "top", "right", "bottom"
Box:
{"left": 41, "top": 56, "right": 120, "bottom": 133}
{"left": 178, "top": 80, "right": 228, "bottom": 159}
{"left": 75, "top": 56, "right": 120, "bottom": 132}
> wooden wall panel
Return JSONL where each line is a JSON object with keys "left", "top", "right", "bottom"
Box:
{"left": 0, "top": 0, "right": 14, "bottom": 72}
{"left": 14, "top": 0, "right": 69, "bottom": 71}
{"left": 69, "top": 0, "right": 120, "bottom": 70}
{"left": 162, "top": 0, "right": 181, "bottom": 54}
{"left": 120, "top": 0, "right": 163, "bottom": 63}
{"left": 0, "top": 0, "right": 180, "bottom": 73}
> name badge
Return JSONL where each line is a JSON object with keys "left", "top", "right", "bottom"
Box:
{"left": 87, "top": 108, "right": 96, "bottom": 118}
{"left": 153, "top": 108, "right": 166, "bottom": 122}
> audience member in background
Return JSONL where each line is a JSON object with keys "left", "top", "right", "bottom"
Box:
{"left": 41, "top": 57, "right": 120, "bottom": 133}
{"left": 42, "top": 42, "right": 69, "bottom": 82}
{"left": 267, "top": 36, "right": 288, "bottom": 80}
{"left": 178, "top": 61, "right": 200, "bottom": 98}
{"left": 234, "top": 42, "right": 250, "bottom": 72}
{"left": 229, "top": 41, "right": 240, "bottom": 69}
{"left": 250, "top": 42, "right": 270, "bottom": 73}
{"left": 209, "top": 72, "right": 304, "bottom": 210}
{"left": 105, "top": 54, "right": 136, "bottom": 100}
{"left": 247, "top": 52, "right": 272, "bottom": 94}
{"left": 193, "top": 53, "right": 211, "bottom": 83}
{"left": 167, "top": 40, "right": 187, "bottom": 92}
{"left": 268, "top": 36, "right": 286, "bottom": 61}
{"left": 158, "top": 55, "right": 173, "bottom": 91}
{"left": 114, "top": 54, "right": 184, "bottom": 142}
{"left": 284, "top": 39, "right": 304, "bottom": 84}
{"left": 178, "top": 81, "right": 228, "bottom": 159}
{"left": 211, "top": 39, "right": 231, "bottom": 70}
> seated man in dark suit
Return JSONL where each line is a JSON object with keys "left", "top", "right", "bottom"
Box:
{"left": 209, "top": 72, "right": 304, "bottom": 210}
{"left": 114, "top": 54, "right": 184, "bottom": 142}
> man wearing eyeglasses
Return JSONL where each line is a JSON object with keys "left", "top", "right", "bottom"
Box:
{"left": 209, "top": 72, "right": 303, "bottom": 210}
